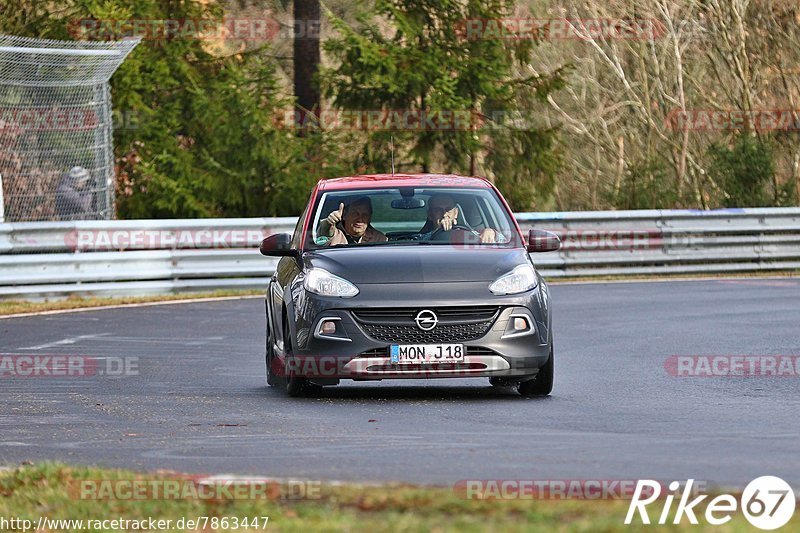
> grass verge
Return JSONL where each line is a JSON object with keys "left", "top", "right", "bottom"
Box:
{"left": 0, "top": 290, "right": 261, "bottom": 317}
{"left": 0, "top": 463, "right": 787, "bottom": 532}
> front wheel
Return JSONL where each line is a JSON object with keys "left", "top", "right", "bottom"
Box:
{"left": 517, "top": 344, "right": 554, "bottom": 397}
{"left": 265, "top": 326, "right": 282, "bottom": 388}
{"left": 283, "top": 318, "right": 320, "bottom": 398}
{"left": 286, "top": 375, "right": 316, "bottom": 397}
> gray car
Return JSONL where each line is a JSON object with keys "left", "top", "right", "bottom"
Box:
{"left": 260, "top": 174, "right": 560, "bottom": 396}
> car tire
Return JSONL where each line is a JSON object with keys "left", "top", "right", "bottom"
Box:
{"left": 286, "top": 374, "right": 322, "bottom": 397}
{"left": 265, "top": 325, "right": 282, "bottom": 388}
{"left": 283, "top": 318, "right": 319, "bottom": 398}
{"left": 517, "top": 343, "right": 554, "bottom": 397}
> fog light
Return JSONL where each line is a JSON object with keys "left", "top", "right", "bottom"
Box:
{"left": 502, "top": 313, "right": 535, "bottom": 339}
{"left": 321, "top": 321, "right": 337, "bottom": 335}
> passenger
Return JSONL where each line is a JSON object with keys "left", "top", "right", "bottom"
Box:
{"left": 320, "top": 196, "right": 388, "bottom": 245}
{"left": 418, "top": 193, "right": 497, "bottom": 243}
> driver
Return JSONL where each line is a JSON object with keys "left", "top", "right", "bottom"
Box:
{"left": 319, "top": 196, "right": 388, "bottom": 245}
{"left": 418, "top": 193, "right": 498, "bottom": 243}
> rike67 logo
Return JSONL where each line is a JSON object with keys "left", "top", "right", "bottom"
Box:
{"left": 626, "top": 477, "right": 796, "bottom": 530}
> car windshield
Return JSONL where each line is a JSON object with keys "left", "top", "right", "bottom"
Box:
{"left": 305, "top": 187, "right": 519, "bottom": 249}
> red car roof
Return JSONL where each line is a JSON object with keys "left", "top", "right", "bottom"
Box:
{"left": 317, "top": 173, "right": 493, "bottom": 191}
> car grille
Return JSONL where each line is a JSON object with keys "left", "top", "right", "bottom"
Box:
{"left": 353, "top": 306, "right": 499, "bottom": 324}
{"left": 351, "top": 307, "right": 500, "bottom": 344}
{"left": 464, "top": 346, "right": 500, "bottom": 357}
{"left": 352, "top": 306, "right": 500, "bottom": 344}
{"left": 358, "top": 348, "right": 388, "bottom": 358}
{"left": 357, "top": 321, "right": 494, "bottom": 343}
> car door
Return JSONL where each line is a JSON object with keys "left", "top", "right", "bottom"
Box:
{"left": 269, "top": 196, "right": 311, "bottom": 349}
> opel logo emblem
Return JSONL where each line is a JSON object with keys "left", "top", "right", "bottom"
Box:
{"left": 415, "top": 309, "right": 438, "bottom": 331}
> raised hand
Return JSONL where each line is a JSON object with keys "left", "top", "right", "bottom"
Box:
{"left": 440, "top": 206, "right": 459, "bottom": 231}
{"left": 323, "top": 202, "right": 345, "bottom": 235}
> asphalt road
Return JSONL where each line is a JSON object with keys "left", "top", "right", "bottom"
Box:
{"left": 1, "top": 279, "right": 799, "bottom": 488}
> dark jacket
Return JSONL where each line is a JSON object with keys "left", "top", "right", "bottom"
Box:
{"left": 328, "top": 224, "right": 387, "bottom": 245}
{"left": 55, "top": 173, "right": 93, "bottom": 220}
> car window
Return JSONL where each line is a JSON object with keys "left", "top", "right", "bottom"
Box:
{"left": 306, "top": 187, "right": 518, "bottom": 248}
{"left": 291, "top": 199, "right": 311, "bottom": 249}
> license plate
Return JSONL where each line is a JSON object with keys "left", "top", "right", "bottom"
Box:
{"left": 390, "top": 344, "right": 465, "bottom": 364}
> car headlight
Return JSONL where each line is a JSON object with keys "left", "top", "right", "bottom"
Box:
{"left": 489, "top": 264, "right": 537, "bottom": 295}
{"left": 304, "top": 268, "right": 359, "bottom": 298}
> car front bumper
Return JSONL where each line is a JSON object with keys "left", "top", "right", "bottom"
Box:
{"left": 283, "top": 281, "right": 552, "bottom": 381}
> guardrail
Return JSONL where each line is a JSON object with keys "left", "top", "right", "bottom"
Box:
{"left": 1, "top": 208, "right": 799, "bottom": 299}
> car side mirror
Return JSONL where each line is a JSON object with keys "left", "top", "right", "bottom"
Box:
{"left": 260, "top": 233, "right": 297, "bottom": 257}
{"left": 526, "top": 228, "right": 561, "bottom": 253}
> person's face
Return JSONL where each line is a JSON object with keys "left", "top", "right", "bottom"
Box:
{"left": 344, "top": 203, "right": 371, "bottom": 237}
{"left": 427, "top": 196, "right": 455, "bottom": 224}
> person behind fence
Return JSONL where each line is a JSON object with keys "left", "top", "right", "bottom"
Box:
{"left": 55, "top": 166, "right": 94, "bottom": 220}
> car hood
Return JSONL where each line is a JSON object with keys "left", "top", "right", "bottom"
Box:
{"left": 302, "top": 246, "right": 529, "bottom": 284}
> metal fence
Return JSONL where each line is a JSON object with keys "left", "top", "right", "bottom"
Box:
{"left": 1, "top": 208, "right": 799, "bottom": 300}
{"left": 0, "top": 34, "right": 140, "bottom": 223}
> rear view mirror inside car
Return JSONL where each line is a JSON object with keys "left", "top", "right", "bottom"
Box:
{"left": 391, "top": 198, "right": 426, "bottom": 209}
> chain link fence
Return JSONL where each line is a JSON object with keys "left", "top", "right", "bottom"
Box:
{"left": 0, "top": 34, "right": 139, "bottom": 222}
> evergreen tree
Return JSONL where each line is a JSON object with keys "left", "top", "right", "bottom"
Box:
{"left": 321, "top": 0, "right": 565, "bottom": 209}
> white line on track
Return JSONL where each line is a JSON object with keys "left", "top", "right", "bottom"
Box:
{"left": 76, "top": 335, "right": 228, "bottom": 346}
{"left": 18, "top": 333, "right": 111, "bottom": 351}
